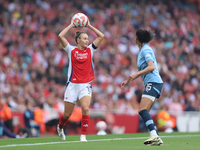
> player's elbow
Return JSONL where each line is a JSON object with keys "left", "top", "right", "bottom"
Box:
{"left": 102, "top": 34, "right": 105, "bottom": 39}
{"left": 58, "top": 33, "right": 64, "bottom": 39}
{"left": 99, "top": 34, "right": 105, "bottom": 40}
{"left": 58, "top": 34, "right": 61, "bottom": 38}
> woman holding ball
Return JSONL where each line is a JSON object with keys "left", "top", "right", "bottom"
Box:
{"left": 57, "top": 15, "right": 104, "bottom": 142}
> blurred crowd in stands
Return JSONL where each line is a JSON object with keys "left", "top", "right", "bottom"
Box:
{"left": 0, "top": 0, "right": 200, "bottom": 136}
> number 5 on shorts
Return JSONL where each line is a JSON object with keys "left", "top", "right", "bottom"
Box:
{"left": 146, "top": 83, "right": 152, "bottom": 92}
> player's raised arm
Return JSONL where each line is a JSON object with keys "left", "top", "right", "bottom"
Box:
{"left": 58, "top": 18, "right": 75, "bottom": 48}
{"left": 86, "top": 18, "right": 104, "bottom": 47}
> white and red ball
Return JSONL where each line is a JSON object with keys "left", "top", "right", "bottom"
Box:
{"left": 96, "top": 121, "right": 107, "bottom": 131}
{"left": 72, "top": 13, "right": 88, "bottom": 28}
{"left": 96, "top": 121, "right": 107, "bottom": 135}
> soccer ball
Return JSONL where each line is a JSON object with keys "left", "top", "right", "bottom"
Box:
{"left": 96, "top": 121, "right": 107, "bottom": 135}
{"left": 96, "top": 121, "right": 107, "bottom": 131}
{"left": 72, "top": 13, "right": 88, "bottom": 28}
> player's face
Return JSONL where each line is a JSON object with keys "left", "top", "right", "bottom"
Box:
{"left": 79, "top": 33, "right": 89, "bottom": 48}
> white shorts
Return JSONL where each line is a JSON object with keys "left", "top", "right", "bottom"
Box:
{"left": 64, "top": 82, "right": 92, "bottom": 104}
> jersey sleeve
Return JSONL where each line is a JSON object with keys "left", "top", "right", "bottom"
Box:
{"left": 63, "top": 43, "right": 75, "bottom": 54}
{"left": 88, "top": 42, "right": 98, "bottom": 54}
{"left": 142, "top": 49, "right": 154, "bottom": 63}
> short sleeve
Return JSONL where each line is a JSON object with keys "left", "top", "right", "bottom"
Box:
{"left": 142, "top": 49, "right": 154, "bottom": 63}
{"left": 63, "top": 43, "right": 74, "bottom": 53}
{"left": 88, "top": 42, "right": 97, "bottom": 53}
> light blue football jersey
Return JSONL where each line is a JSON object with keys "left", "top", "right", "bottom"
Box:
{"left": 137, "top": 44, "right": 163, "bottom": 86}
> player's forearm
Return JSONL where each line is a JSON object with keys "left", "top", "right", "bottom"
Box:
{"left": 58, "top": 24, "right": 74, "bottom": 38}
{"left": 137, "top": 65, "right": 155, "bottom": 76}
{"left": 87, "top": 24, "right": 104, "bottom": 39}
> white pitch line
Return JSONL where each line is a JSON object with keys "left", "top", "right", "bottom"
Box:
{"left": 0, "top": 134, "right": 200, "bottom": 148}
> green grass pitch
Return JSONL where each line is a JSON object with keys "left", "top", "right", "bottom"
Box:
{"left": 0, "top": 132, "right": 200, "bottom": 150}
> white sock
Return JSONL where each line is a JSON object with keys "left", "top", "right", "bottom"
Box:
{"left": 150, "top": 130, "right": 157, "bottom": 136}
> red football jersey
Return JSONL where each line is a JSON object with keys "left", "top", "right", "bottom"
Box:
{"left": 63, "top": 43, "right": 97, "bottom": 83}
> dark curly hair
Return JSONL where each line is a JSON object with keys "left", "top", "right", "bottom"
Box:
{"left": 136, "top": 29, "right": 155, "bottom": 43}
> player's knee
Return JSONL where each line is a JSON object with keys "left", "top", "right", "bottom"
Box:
{"left": 82, "top": 107, "right": 89, "bottom": 115}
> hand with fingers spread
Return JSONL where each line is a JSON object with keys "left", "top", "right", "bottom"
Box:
{"left": 121, "top": 73, "right": 139, "bottom": 89}
{"left": 70, "top": 18, "right": 76, "bottom": 28}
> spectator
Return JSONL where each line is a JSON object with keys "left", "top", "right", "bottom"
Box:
{"left": 0, "top": 121, "right": 28, "bottom": 139}
{"left": 24, "top": 98, "right": 40, "bottom": 137}
{"left": 157, "top": 103, "right": 177, "bottom": 133}
{"left": 34, "top": 103, "right": 46, "bottom": 133}
{"left": 167, "top": 95, "right": 184, "bottom": 114}
{"left": 0, "top": 96, "right": 13, "bottom": 132}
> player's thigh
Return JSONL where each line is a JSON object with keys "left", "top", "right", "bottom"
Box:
{"left": 63, "top": 101, "right": 75, "bottom": 117}
{"left": 139, "top": 97, "right": 155, "bottom": 112}
{"left": 79, "top": 83, "right": 92, "bottom": 114}
{"left": 149, "top": 98, "right": 157, "bottom": 111}
{"left": 80, "top": 96, "right": 91, "bottom": 108}
{"left": 139, "top": 82, "right": 162, "bottom": 112}
{"left": 78, "top": 83, "right": 92, "bottom": 107}
{"left": 64, "top": 82, "right": 78, "bottom": 104}
{"left": 79, "top": 96, "right": 91, "bottom": 115}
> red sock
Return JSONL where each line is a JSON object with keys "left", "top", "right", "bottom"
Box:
{"left": 58, "top": 115, "right": 68, "bottom": 129}
{"left": 81, "top": 115, "right": 90, "bottom": 135}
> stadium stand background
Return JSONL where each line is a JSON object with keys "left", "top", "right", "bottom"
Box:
{"left": 0, "top": 0, "right": 200, "bottom": 136}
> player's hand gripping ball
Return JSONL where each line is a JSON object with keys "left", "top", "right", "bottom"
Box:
{"left": 72, "top": 13, "right": 88, "bottom": 28}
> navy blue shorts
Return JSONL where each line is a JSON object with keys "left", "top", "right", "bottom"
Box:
{"left": 142, "top": 82, "right": 163, "bottom": 98}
